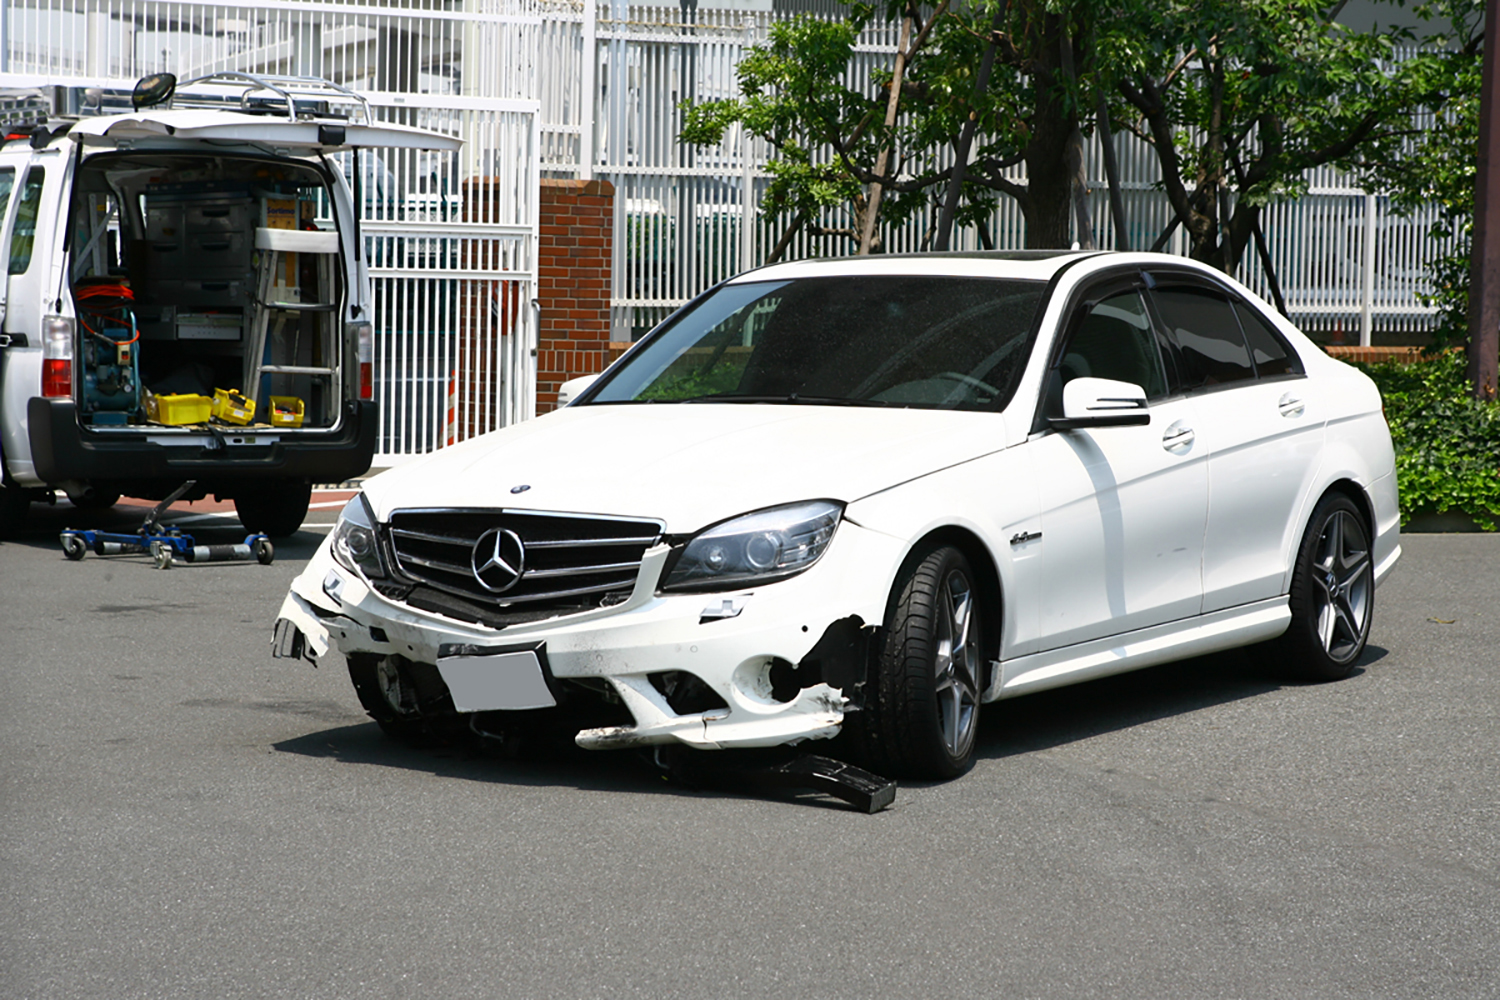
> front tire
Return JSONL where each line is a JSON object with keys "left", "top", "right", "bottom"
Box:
{"left": 234, "top": 481, "right": 312, "bottom": 537}
{"left": 1274, "top": 493, "right": 1374, "bottom": 682}
{"left": 346, "top": 653, "right": 429, "bottom": 742}
{"left": 857, "top": 545, "right": 988, "bottom": 780}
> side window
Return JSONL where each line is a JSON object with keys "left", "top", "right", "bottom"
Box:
{"left": 8, "top": 167, "right": 45, "bottom": 275}
{"left": 0, "top": 168, "right": 14, "bottom": 220}
{"left": 1151, "top": 284, "right": 1255, "bottom": 389}
{"left": 1058, "top": 289, "right": 1168, "bottom": 398}
{"left": 1233, "top": 301, "right": 1302, "bottom": 378}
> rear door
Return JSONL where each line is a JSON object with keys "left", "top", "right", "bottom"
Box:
{"left": 1146, "top": 276, "right": 1323, "bottom": 613}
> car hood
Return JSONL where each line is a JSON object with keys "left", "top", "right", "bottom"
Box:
{"left": 364, "top": 403, "right": 1009, "bottom": 532}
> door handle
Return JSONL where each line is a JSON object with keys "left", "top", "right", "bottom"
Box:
{"left": 1278, "top": 392, "right": 1305, "bottom": 418}
{"left": 1162, "top": 420, "right": 1195, "bottom": 452}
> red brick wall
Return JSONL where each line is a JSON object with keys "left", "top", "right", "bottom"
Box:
{"left": 537, "top": 178, "right": 614, "bottom": 412}
{"left": 456, "top": 178, "right": 614, "bottom": 433}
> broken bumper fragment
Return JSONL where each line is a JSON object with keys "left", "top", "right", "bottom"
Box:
{"left": 277, "top": 521, "right": 902, "bottom": 751}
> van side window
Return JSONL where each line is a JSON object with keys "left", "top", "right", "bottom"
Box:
{"left": 8, "top": 168, "right": 45, "bottom": 275}
{"left": 0, "top": 168, "right": 14, "bottom": 220}
{"left": 1151, "top": 284, "right": 1256, "bottom": 388}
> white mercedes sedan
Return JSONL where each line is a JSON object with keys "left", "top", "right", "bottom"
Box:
{"left": 273, "top": 251, "right": 1400, "bottom": 780}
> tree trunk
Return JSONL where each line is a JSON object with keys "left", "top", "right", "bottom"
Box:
{"left": 859, "top": 10, "right": 915, "bottom": 255}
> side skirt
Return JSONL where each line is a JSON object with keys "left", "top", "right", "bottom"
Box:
{"left": 985, "top": 598, "right": 1291, "bottom": 702}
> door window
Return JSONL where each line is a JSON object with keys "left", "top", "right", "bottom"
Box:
{"left": 8, "top": 167, "right": 45, "bottom": 275}
{"left": 1151, "top": 285, "right": 1256, "bottom": 389}
{"left": 0, "top": 168, "right": 14, "bottom": 219}
{"left": 1058, "top": 289, "right": 1169, "bottom": 398}
{"left": 1233, "top": 301, "right": 1301, "bottom": 378}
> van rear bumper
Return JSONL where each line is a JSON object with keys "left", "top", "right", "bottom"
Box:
{"left": 27, "top": 398, "right": 377, "bottom": 484}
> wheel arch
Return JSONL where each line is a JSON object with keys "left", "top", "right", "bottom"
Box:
{"left": 888, "top": 525, "right": 1004, "bottom": 666}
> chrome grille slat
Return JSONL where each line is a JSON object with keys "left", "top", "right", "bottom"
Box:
{"left": 390, "top": 527, "right": 472, "bottom": 547}
{"left": 383, "top": 509, "right": 663, "bottom": 620}
{"left": 397, "top": 551, "right": 472, "bottom": 575}
{"left": 522, "top": 560, "right": 643, "bottom": 580}
{"left": 525, "top": 536, "right": 660, "bottom": 550}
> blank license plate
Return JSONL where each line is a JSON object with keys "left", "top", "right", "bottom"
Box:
{"left": 436, "top": 649, "right": 557, "bottom": 712}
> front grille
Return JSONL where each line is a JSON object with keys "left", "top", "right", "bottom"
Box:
{"left": 383, "top": 509, "right": 664, "bottom": 619}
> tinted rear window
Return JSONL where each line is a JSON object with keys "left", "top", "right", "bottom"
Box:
{"left": 1152, "top": 285, "right": 1256, "bottom": 389}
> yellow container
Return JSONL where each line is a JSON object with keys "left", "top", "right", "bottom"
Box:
{"left": 146, "top": 392, "right": 213, "bottom": 426}
{"left": 212, "top": 388, "right": 256, "bottom": 425}
{"left": 268, "top": 395, "right": 305, "bottom": 428}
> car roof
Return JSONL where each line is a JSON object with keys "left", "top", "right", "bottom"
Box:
{"left": 734, "top": 250, "right": 1228, "bottom": 286}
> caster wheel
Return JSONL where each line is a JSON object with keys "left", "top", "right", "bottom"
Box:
{"left": 61, "top": 534, "right": 87, "bottom": 561}
{"left": 151, "top": 541, "right": 174, "bottom": 570}
{"left": 254, "top": 538, "right": 275, "bottom": 565}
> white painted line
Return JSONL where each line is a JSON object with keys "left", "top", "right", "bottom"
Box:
{"left": 308, "top": 500, "right": 352, "bottom": 509}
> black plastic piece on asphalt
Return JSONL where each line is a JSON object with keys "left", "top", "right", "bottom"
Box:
{"left": 666, "top": 750, "right": 897, "bottom": 813}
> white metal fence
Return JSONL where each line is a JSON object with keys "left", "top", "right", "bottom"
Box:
{"left": 1, "top": 0, "right": 541, "bottom": 462}
{"left": 537, "top": 1, "right": 1455, "bottom": 345}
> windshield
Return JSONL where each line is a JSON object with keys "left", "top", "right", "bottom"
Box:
{"left": 587, "top": 275, "right": 1046, "bottom": 411}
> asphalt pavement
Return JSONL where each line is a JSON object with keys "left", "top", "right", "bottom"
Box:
{"left": 1, "top": 507, "right": 1497, "bottom": 1000}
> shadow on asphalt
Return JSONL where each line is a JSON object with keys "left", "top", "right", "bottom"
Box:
{"left": 273, "top": 720, "right": 865, "bottom": 811}
{"left": 977, "top": 642, "right": 1387, "bottom": 764}
{"left": 273, "top": 642, "right": 1389, "bottom": 810}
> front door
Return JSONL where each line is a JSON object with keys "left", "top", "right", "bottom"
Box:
{"left": 1029, "top": 281, "right": 1208, "bottom": 652}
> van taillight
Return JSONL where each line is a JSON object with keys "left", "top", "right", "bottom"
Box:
{"left": 353, "top": 322, "right": 373, "bottom": 400}
{"left": 42, "top": 316, "right": 73, "bottom": 397}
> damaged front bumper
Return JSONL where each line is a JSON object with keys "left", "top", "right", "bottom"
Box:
{"left": 275, "top": 522, "right": 901, "bottom": 751}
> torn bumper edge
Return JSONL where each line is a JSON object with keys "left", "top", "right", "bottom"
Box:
{"left": 272, "top": 590, "right": 334, "bottom": 661}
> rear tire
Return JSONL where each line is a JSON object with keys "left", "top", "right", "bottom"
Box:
{"left": 855, "top": 545, "right": 988, "bottom": 780}
{"left": 1273, "top": 493, "right": 1374, "bottom": 682}
{"left": 234, "top": 481, "right": 312, "bottom": 537}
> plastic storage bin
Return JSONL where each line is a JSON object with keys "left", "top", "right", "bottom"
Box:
{"left": 212, "top": 388, "right": 256, "bottom": 425}
{"left": 146, "top": 392, "right": 213, "bottom": 425}
{"left": 268, "top": 396, "right": 305, "bottom": 428}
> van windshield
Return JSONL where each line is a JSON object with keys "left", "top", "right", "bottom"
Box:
{"left": 587, "top": 275, "right": 1046, "bottom": 411}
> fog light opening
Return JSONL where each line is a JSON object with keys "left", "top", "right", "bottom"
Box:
{"left": 647, "top": 670, "right": 729, "bottom": 715}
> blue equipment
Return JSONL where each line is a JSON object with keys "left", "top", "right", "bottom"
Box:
{"left": 59, "top": 480, "right": 273, "bottom": 569}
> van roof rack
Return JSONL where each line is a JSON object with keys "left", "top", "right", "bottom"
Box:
{"left": 0, "top": 74, "right": 372, "bottom": 131}
{"left": 172, "top": 73, "right": 372, "bottom": 126}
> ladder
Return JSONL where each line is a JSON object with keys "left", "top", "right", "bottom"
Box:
{"left": 242, "top": 226, "right": 341, "bottom": 423}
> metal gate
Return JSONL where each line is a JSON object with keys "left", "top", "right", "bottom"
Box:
{"left": 0, "top": 0, "right": 541, "bottom": 461}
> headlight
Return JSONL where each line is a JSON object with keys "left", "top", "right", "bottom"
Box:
{"left": 661, "top": 500, "right": 842, "bottom": 593}
{"left": 330, "top": 493, "right": 387, "bottom": 580}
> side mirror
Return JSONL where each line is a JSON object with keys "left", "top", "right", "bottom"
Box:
{"left": 556, "top": 372, "right": 602, "bottom": 407}
{"left": 1050, "top": 377, "right": 1150, "bottom": 430}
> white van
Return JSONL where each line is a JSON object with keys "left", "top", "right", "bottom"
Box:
{"left": 0, "top": 73, "right": 458, "bottom": 537}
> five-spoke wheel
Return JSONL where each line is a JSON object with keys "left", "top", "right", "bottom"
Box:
{"left": 854, "top": 545, "right": 989, "bottom": 779}
{"left": 1275, "top": 493, "right": 1373, "bottom": 681}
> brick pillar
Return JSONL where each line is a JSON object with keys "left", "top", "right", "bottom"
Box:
{"left": 537, "top": 178, "right": 614, "bottom": 412}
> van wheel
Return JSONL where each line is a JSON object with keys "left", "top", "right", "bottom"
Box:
{"left": 1274, "top": 493, "right": 1374, "bottom": 682}
{"left": 0, "top": 483, "right": 31, "bottom": 540}
{"left": 855, "top": 545, "right": 988, "bottom": 780}
{"left": 234, "top": 481, "right": 312, "bottom": 537}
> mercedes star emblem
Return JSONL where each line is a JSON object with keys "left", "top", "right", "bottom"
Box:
{"left": 471, "top": 527, "right": 526, "bottom": 593}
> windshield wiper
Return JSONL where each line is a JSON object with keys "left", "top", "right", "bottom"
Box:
{"left": 680, "top": 393, "right": 895, "bottom": 407}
